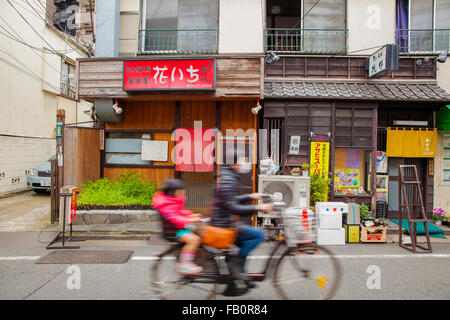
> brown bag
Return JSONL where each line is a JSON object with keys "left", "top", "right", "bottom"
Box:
{"left": 201, "top": 225, "right": 237, "bottom": 249}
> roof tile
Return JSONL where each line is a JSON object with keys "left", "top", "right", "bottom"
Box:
{"left": 264, "top": 81, "right": 450, "bottom": 102}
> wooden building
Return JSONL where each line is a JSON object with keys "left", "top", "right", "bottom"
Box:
{"left": 71, "top": 55, "right": 264, "bottom": 213}
{"left": 263, "top": 56, "right": 450, "bottom": 217}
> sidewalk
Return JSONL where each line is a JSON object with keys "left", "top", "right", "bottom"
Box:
{"left": 386, "top": 218, "right": 450, "bottom": 234}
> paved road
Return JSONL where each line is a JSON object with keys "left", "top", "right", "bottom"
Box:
{"left": 0, "top": 236, "right": 449, "bottom": 300}
{"left": 0, "top": 191, "right": 54, "bottom": 232}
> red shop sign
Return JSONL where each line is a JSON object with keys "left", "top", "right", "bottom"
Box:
{"left": 123, "top": 59, "right": 216, "bottom": 91}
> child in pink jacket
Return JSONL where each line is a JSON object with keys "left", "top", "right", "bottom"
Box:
{"left": 152, "top": 179, "right": 203, "bottom": 275}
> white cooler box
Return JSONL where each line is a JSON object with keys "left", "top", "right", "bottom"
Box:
{"left": 318, "top": 212, "right": 342, "bottom": 229}
{"left": 317, "top": 228, "right": 345, "bottom": 246}
{"left": 315, "top": 202, "right": 348, "bottom": 214}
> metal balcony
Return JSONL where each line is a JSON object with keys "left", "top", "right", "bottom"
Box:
{"left": 396, "top": 29, "right": 450, "bottom": 54}
{"left": 138, "top": 29, "right": 219, "bottom": 55}
{"left": 265, "top": 28, "right": 348, "bottom": 54}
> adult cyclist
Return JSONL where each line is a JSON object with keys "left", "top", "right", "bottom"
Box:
{"left": 211, "top": 149, "right": 273, "bottom": 296}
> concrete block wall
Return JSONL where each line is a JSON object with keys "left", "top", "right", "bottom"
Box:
{"left": 0, "top": 135, "right": 55, "bottom": 196}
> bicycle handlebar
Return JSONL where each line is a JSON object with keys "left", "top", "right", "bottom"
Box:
{"left": 261, "top": 194, "right": 287, "bottom": 210}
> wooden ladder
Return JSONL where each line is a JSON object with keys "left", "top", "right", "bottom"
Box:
{"left": 398, "top": 165, "right": 432, "bottom": 253}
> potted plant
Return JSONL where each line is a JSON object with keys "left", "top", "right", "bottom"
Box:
{"left": 310, "top": 173, "right": 331, "bottom": 208}
{"left": 300, "top": 163, "right": 310, "bottom": 177}
{"left": 360, "top": 203, "right": 375, "bottom": 226}
{"left": 432, "top": 208, "right": 447, "bottom": 225}
{"left": 291, "top": 167, "right": 301, "bottom": 176}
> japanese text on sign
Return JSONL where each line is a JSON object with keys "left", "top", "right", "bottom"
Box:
{"left": 123, "top": 59, "right": 216, "bottom": 91}
{"left": 309, "top": 141, "right": 330, "bottom": 177}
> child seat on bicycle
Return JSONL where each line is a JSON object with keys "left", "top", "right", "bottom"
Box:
{"left": 153, "top": 179, "right": 204, "bottom": 275}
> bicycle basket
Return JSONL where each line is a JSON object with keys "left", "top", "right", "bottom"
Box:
{"left": 282, "top": 209, "right": 317, "bottom": 247}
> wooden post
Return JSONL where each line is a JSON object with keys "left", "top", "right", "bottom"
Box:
{"left": 371, "top": 107, "right": 378, "bottom": 212}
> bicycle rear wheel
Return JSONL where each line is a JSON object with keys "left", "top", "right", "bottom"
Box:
{"left": 273, "top": 244, "right": 341, "bottom": 300}
{"left": 151, "top": 245, "right": 219, "bottom": 300}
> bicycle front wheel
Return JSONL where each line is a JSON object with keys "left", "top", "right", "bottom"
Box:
{"left": 273, "top": 244, "right": 341, "bottom": 300}
{"left": 151, "top": 246, "right": 219, "bottom": 300}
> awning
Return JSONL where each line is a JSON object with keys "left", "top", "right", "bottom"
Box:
{"left": 264, "top": 80, "right": 450, "bottom": 102}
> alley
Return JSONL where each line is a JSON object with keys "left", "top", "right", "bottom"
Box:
{"left": 0, "top": 191, "right": 54, "bottom": 232}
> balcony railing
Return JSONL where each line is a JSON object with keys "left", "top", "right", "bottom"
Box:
{"left": 396, "top": 29, "right": 450, "bottom": 54}
{"left": 138, "top": 29, "right": 219, "bottom": 55}
{"left": 265, "top": 28, "right": 348, "bottom": 54}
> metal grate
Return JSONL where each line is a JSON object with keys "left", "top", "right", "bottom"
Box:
{"left": 38, "top": 170, "right": 51, "bottom": 177}
{"left": 181, "top": 172, "right": 215, "bottom": 212}
{"left": 35, "top": 250, "right": 134, "bottom": 264}
{"left": 138, "top": 29, "right": 219, "bottom": 55}
{"left": 396, "top": 29, "right": 450, "bottom": 54}
{"left": 265, "top": 28, "right": 348, "bottom": 54}
{"left": 265, "top": 117, "right": 283, "bottom": 165}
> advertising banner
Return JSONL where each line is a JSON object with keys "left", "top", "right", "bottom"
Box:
{"left": 123, "top": 59, "right": 216, "bottom": 91}
{"left": 309, "top": 141, "right": 330, "bottom": 177}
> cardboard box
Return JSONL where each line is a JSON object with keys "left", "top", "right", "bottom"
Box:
{"left": 343, "top": 224, "right": 360, "bottom": 243}
{"left": 360, "top": 225, "right": 387, "bottom": 243}
{"left": 317, "top": 228, "right": 345, "bottom": 245}
{"left": 345, "top": 203, "right": 360, "bottom": 225}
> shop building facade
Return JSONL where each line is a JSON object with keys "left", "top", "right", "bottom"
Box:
{"left": 68, "top": 0, "right": 450, "bottom": 216}
{"left": 263, "top": 56, "right": 450, "bottom": 217}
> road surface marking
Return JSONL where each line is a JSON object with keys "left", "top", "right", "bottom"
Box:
{"left": 1, "top": 254, "right": 449, "bottom": 262}
{"left": 0, "top": 256, "right": 40, "bottom": 261}
{"left": 132, "top": 253, "right": 450, "bottom": 261}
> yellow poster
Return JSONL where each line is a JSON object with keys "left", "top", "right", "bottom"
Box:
{"left": 310, "top": 142, "right": 330, "bottom": 176}
{"left": 335, "top": 168, "right": 360, "bottom": 188}
{"left": 386, "top": 128, "right": 437, "bottom": 158}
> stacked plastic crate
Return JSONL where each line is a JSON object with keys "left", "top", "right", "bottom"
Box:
{"left": 315, "top": 202, "right": 347, "bottom": 245}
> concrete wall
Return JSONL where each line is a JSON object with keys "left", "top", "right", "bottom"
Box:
{"left": 117, "top": 0, "right": 264, "bottom": 56}
{"left": 347, "top": 0, "right": 396, "bottom": 56}
{"left": 0, "top": 1, "right": 90, "bottom": 195}
{"left": 119, "top": 0, "right": 140, "bottom": 57}
{"left": 218, "top": 0, "right": 264, "bottom": 54}
{"left": 0, "top": 136, "right": 55, "bottom": 196}
{"left": 433, "top": 133, "right": 450, "bottom": 213}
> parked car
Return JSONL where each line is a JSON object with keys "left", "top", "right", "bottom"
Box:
{"left": 27, "top": 155, "right": 56, "bottom": 193}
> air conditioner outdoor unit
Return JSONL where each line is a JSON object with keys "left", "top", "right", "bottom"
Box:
{"left": 257, "top": 175, "right": 310, "bottom": 220}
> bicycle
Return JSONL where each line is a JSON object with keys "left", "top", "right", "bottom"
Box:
{"left": 151, "top": 196, "right": 342, "bottom": 300}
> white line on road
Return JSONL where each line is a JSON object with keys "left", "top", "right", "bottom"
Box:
{"left": 0, "top": 253, "right": 449, "bottom": 262}
{"left": 132, "top": 253, "right": 450, "bottom": 261}
{"left": 0, "top": 256, "right": 40, "bottom": 261}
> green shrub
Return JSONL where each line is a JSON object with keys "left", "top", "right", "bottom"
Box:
{"left": 310, "top": 173, "right": 331, "bottom": 207}
{"left": 78, "top": 171, "right": 158, "bottom": 207}
{"left": 360, "top": 203, "right": 373, "bottom": 219}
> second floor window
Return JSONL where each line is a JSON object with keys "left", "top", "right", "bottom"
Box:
{"left": 140, "top": 0, "right": 219, "bottom": 54}
{"left": 266, "top": 0, "right": 346, "bottom": 54}
{"left": 61, "top": 60, "right": 76, "bottom": 99}
{"left": 397, "top": 0, "right": 450, "bottom": 53}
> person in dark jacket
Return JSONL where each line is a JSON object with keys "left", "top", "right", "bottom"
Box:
{"left": 212, "top": 149, "right": 273, "bottom": 295}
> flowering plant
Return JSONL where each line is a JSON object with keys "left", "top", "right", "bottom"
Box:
{"left": 432, "top": 208, "right": 447, "bottom": 221}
